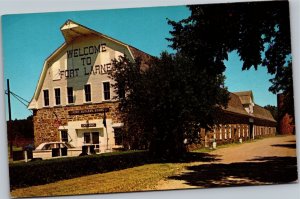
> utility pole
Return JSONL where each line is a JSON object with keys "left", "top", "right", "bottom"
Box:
{"left": 7, "top": 79, "right": 13, "bottom": 159}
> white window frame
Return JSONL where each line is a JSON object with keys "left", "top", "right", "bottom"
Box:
{"left": 84, "top": 84, "right": 92, "bottom": 103}
{"left": 66, "top": 87, "right": 74, "bottom": 104}
{"left": 54, "top": 87, "right": 61, "bottom": 106}
{"left": 60, "top": 130, "right": 69, "bottom": 142}
{"left": 43, "top": 89, "right": 50, "bottom": 107}
{"left": 102, "top": 81, "right": 111, "bottom": 101}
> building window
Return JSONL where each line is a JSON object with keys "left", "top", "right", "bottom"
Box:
{"left": 43, "top": 90, "right": 49, "bottom": 106}
{"left": 61, "top": 130, "right": 68, "bottom": 142}
{"left": 84, "top": 132, "right": 91, "bottom": 144}
{"left": 83, "top": 132, "right": 100, "bottom": 149}
{"left": 84, "top": 84, "right": 91, "bottom": 102}
{"left": 103, "top": 82, "right": 110, "bottom": 100}
{"left": 114, "top": 128, "right": 123, "bottom": 145}
{"left": 67, "top": 87, "right": 74, "bottom": 104}
{"left": 92, "top": 132, "right": 100, "bottom": 149}
{"left": 54, "top": 88, "right": 61, "bottom": 105}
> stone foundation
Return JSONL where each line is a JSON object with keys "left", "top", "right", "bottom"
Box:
{"left": 33, "top": 102, "right": 121, "bottom": 146}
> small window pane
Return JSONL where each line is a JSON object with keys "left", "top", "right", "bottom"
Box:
{"left": 43, "top": 90, "right": 49, "bottom": 106}
{"left": 84, "top": 85, "right": 91, "bottom": 102}
{"left": 84, "top": 133, "right": 91, "bottom": 144}
{"left": 61, "top": 131, "right": 68, "bottom": 142}
{"left": 55, "top": 88, "right": 61, "bottom": 105}
{"left": 67, "top": 87, "right": 74, "bottom": 104}
{"left": 103, "top": 82, "right": 110, "bottom": 100}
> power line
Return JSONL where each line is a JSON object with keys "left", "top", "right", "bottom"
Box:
{"left": 5, "top": 89, "right": 33, "bottom": 114}
{"left": 11, "top": 93, "right": 32, "bottom": 111}
{"left": 10, "top": 91, "right": 30, "bottom": 104}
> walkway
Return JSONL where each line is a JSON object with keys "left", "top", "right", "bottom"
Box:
{"left": 157, "top": 135, "right": 298, "bottom": 189}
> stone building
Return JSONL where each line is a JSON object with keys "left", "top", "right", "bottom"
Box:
{"left": 28, "top": 20, "right": 151, "bottom": 152}
{"left": 28, "top": 20, "right": 277, "bottom": 152}
{"left": 197, "top": 91, "right": 277, "bottom": 149}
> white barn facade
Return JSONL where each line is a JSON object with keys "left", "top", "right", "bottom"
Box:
{"left": 28, "top": 20, "right": 151, "bottom": 152}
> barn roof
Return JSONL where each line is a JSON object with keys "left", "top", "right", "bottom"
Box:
{"left": 224, "top": 92, "right": 276, "bottom": 123}
{"left": 28, "top": 20, "right": 153, "bottom": 109}
{"left": 233, "top": 90, "right": 254, "bottom": 105}
{"left": 225, "top": 93, "right": 249, "bottom": 116}
{"left": 253, "top": 104, "right": 276, "bottom": 122}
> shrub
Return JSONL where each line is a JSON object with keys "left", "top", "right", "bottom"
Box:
{"left": 9, "top": 151, "right": 150, "bottom": 190}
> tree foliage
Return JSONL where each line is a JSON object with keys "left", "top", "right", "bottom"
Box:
{"left": 263, "top": 105, "right": 278, "bottom": 122}
{"left": 168, "top": 1, "right": 293, "bottom": 118}
{"left": 168, "top": 1, "right": 291, "bottom": 72}
{"left": 109, "top": 1, "right": 294, "bottom": 158}
{"left": 269, "top": 62, "right": 294, "bottom": 120}
{"left": 110, "top": 53, "right": 229, "bottom": 158}
{"left": 7, "top": 116, "right": 34, "bottom": 139}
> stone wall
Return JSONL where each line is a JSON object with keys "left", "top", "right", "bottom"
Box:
{"left": 33, "top": 101, "right": 121, "bottom": 146}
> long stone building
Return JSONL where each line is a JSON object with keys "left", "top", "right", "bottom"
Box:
{"left": 197, "top": 91, "right": 277, "bottom": 149}
{"left": 28, "top": 20, "right": 276, "bottom": 152}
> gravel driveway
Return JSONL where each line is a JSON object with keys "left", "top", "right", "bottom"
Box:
{"left": 157, "top": 135, "right": 298, "bottom": 190}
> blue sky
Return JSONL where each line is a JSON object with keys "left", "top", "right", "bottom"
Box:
{"left": 2, "top": 5, "right": 276, "bottom": 120}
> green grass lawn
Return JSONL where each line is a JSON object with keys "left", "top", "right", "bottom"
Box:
{"left": 10, "top": 162, "right": 189, "bottom": 198}
{"left": 10, "top": 135, "right": 278, "bottom": 198}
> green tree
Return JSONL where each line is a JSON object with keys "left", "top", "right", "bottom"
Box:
{"left": 110, "top": 1, "right": 293, "bottom": 158}
{"left": 168, "top": 1, "right": 293, "bottom": 118}
{"left": 110, "top": 53, "right": 229, "bottom": 159}
{"left": 263, "top": 105, "right": 278, "bottom": 121}
{"left": 269, "top": 62, "right": 294, "bottom": 121}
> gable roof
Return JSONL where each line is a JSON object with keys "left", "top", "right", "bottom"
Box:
{"left": 224, "top": 92, "right": 276, "bottom": 123}
{"left": 224, "top": 93, "right": 249, "bottom": 116}
{"left": 28, "top": 20, "right": 153, "bottom": 109}
{"left": 233, "top": 90, "right": 254, "bottom": 105}
{"left": 253, "top": 104, "right": 276, "bottom": 122}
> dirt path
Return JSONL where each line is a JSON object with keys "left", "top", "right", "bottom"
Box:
{"left": 156, "top": 135, "right": 298, "bottom": 190}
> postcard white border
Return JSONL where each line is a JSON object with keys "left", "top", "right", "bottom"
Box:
{"left": 0, "top": 0, "right": 299, "bottom": 199}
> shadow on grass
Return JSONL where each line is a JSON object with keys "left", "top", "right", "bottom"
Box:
{"left": 168, "top": 156, "right": 298, "bottom": 188}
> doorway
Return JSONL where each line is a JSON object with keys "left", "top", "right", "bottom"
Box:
{"left": 83, "top": 131, "right": 100, "bottom": 149}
